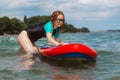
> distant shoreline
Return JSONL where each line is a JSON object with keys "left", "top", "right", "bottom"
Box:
{"left": 107, "top": 30, "right": 120, "bottom": 32}
{"left": 96, "top": 30, "right": 120, "bottom": 32}
{"left": 0, "top": 33, "right": 18, "bottom": 36}
{"left": 1, "top": 30, "right": 120, "bottom": 36}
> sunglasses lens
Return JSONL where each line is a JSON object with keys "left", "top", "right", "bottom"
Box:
{"left": 55, "top": 19, "right": 65, "bottom": 23}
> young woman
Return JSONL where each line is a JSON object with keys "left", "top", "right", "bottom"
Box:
{"left": 17, "top": 10, "right": 67, "bottom": 59}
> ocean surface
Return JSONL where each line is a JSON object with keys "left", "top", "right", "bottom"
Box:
{"left": 0, "top": 32, "right": 120, "bottom": 80}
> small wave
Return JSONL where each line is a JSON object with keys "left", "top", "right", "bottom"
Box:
{"left": 0, "top": 37, "right": 17, "bottom": 44}
{"left": 97, "top": 50, "right": 120, "bottom": 60}
{"left": 0, "top": 36, "right": 19, "bottom": 50}
{"left": 0, "top": 69, "right": 17, "bottom": 79}
{"left": 97, "top": 50, "right": 114, "bottom": 54}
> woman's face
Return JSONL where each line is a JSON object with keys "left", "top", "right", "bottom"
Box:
{"left": 53, "top": 14, "right": 65, "bottom": 28}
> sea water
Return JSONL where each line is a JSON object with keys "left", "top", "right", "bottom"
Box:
{"left": 0, "top": 32, "right": 120, "bottom": 80}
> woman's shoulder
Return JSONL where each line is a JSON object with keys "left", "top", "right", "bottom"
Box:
{"left": 44, "top": 21, "right": 53, "bottom": 32}
{"left": 44, "top": 21, "right": 53, "bottom": 28}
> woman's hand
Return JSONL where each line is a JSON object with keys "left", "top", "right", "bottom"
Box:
{"left": 58, "top": 42, "right": 69, "bottom": 46}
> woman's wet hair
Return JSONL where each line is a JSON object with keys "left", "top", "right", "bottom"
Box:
{"left": 51, "top": 10, "right": 65, "bottom": 21}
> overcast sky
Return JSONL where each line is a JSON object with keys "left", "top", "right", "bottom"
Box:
{"left": 0, "top": 0, "right": 120, "bottom": 31}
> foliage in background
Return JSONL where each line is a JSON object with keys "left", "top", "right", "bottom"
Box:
{"left": 0, "top": 16, "right": 90, "bottom": 35}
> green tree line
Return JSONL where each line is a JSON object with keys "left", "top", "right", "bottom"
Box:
{"left": 0, "top": 15, "right": 90, "bottom": 35}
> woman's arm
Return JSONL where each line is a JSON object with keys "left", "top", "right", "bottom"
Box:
{"left": 46, "top": 33, "right": 68, "bottom": 46}
{"left": 46, "top": 33, "right": 60, "bottom": 46}
{"left": 55, "top": 38, "right": 61, "bottom": 43}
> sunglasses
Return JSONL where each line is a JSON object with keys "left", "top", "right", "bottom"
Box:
{"left": 54, "top": 19, "right": 65, "bottom": 23}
